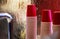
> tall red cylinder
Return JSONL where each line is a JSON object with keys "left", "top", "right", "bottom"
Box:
{"left": 40, "top": 9, "right": 53, "bottom": 39}
{"left": 26, "top": 4, "right": 37, "bottom": 39}
{"left": 53, "top": 11, "right": 60, "bottom": 39}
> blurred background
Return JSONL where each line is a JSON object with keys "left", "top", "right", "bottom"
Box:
{"left": 0, "top": 0, "right": 60, "bottom": 39}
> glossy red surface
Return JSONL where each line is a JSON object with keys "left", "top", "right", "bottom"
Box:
{"left": 53, "top": 11, "right": 60, "bottom": 25}
{"left": 41, "top": 9, "right": 52, "bottom": 22}
{"left": 27, "top": 5, "right": 36, "bottom": 16}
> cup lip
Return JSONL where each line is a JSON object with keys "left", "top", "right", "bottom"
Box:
{"left": 54, "top": 11, "right": 60, "bottom": 13}
{"left": 42, "top": 9, "right": 51, "bottom": 11}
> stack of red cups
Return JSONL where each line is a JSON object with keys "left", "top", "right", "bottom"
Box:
{"left": 40, "top": 9, "right": 53, "bottom": 39}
